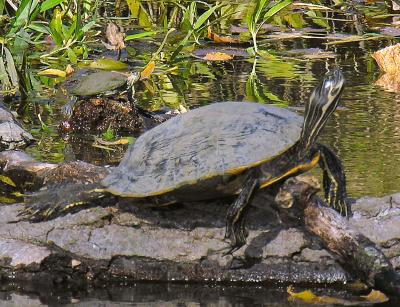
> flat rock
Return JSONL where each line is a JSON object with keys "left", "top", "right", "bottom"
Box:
{"left": 0, "top": 154, "right": 398, "bottom": 288}
{"left": 0, "top": 104, "right": 33, "bottom": 150}
{"left": 0, "top": 190, "right": 398, "bottom": 287}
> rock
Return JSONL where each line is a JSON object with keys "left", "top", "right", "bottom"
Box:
{"left": 299, "top": 248, "right": 334, "bottom": 262}
{"left": 351, "top": 193, "right": 400, "bottom": 266}
{"left": 0, "top": 199, "right": 350, "bottom": 286}
{"left": 0, "top": 239, "right": 51, "bottom": 268}
{"left": 0, "top": 154, "right": 398, "bottom": 293}
{"left": 0, "top": 104, "right": 33, "bottom": 150}
{"left": 261, "top": 228, "right": 307, "bottom": 257}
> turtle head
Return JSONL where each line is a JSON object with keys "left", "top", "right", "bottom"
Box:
{"left": 310, "top": 69, "right": 344, "bottom": 114}
{"left": 300, "top": 69, "right": 345, "bottom": 152}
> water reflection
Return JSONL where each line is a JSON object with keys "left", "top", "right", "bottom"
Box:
{"left": 25, "top": 40, "right": 400, "bottom": 198}
{"left": 1, "top": 282, "right": 398, "bottom": 306}
{"left": 5, "top": 2, "right": 400, "bottom": 306}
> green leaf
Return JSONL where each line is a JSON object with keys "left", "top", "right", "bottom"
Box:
{"left": 283, "top": 13, "right": 306, "bottom": 29}
{"left": 126, "top": 0, "right": 140, "bottom": 18}
{"left": 28, "top": 22, "right": 51, "bottom": 34}
{"left": 40, "top": 0, "right": 65, "bottom": 12}
{"left": 67, "top": 47, "right": 77, "bottom": 64}
{"left": 49, "top": 9, "right": 64, "bottom": 45}
{"left": 103, "top": 125, "right": 115, "bottom": 141}
{"left": 80, "top": 20, "right": 97, "bottom": 33}
{"left": 0, "top": 57, "right": 11, "bottom": 90}
{"left": 13, "top": 0, "right": 40, "bottom": 30}
{"left": 3, "top": 47, "right": 18, "bottom": 87}
{"left": 306, "top": 10, "right": 330, "bottom": 29}
{"left": 193, "top": 4, "right": 220, "bottom": 30}
{"left": 263, "top": 0, "right": 292, "bottom": 22}
{"left": 137, "top": 6, "right": 152, "bottom": 29}
{"left": 65, "top": 19, "right": 77, "bottom": 41}
{"left": 125, "top": 31, "right": 158, "bottom": 41}
{"left": 89, "top": 58, "right": 128, "bottom": 70}
{"left": 11, "top": 29, "right": 31, "bottom": 56}
{"left": 254, "top": 0, "right": 269, "bottom": 24}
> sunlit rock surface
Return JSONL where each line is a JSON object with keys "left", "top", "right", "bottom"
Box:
{"left": 0, "top": 151, "right": 398, "bottom": 286}
{"left": 0, "top": 192, "right": 398, "bottom": 286}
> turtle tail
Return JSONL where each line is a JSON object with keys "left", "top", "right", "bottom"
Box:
{"left": 298, "top": 69, "right": 344, "bottom": 156}
{"left": 17, "top": 182, "right": 111, "bottom": 222}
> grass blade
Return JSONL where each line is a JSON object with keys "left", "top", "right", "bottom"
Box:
{"left": 193, "top": 4, "right": 220, "bottom": 30}
{"left": 263, "top": 0, "right": 292, "bottom": 22}
{"left": 125, "top": 31, "right": 159, "bottom": 41}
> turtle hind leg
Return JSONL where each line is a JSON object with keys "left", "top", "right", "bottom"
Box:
{"left": 317, "top": 143, "right": 351, "bottom": 217}
{"left": 224, "top": 172, "right": 260, "bottom": 253}
{"left": 17, "top": 182, "right": 108, "bottom": 222}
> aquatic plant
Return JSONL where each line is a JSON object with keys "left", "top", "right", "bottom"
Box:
{"left": 246, "top": 0, "right": 293, "bottom": 54}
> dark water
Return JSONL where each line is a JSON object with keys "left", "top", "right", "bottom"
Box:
{"left": 1, "top": 282, "right": 398, "bottom": 306}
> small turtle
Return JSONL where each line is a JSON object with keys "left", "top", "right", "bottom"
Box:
{"left": 61, "top": 71, "right": 181, "bottom": 134}
{"left": 62, "top": 70, "right": 138, "bottom": 117}
{"left": 22, "top": 70, "right": 349, "bottom": 252}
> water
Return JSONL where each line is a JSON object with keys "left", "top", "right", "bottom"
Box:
{"left": 24, "top": 40, "right": 400, "bottom": 198}
{"left": 1, "top": 282, "right": 398, "bottom": 306}
{"left": 7, "top": 2, "right": 400, "bottom": 305}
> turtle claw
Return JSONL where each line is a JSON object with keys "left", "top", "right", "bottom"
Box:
{"left": 16, "top": 202, "right": 54, "bottom": 223}
{"left": 336, "top": 198, "right": 352, "bottom": 218}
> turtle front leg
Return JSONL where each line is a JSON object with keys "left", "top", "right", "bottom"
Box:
{"left": 317, "top": 143, "right": 351, "bottom": 217}
{"left": 225, "top": 171, "right": 260, "bottom": 253}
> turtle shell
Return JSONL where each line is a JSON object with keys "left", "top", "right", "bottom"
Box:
{"left": 102, "top": 102, "right": 303, "bottom": 197}
{"left": 72, "top": 71, "right": 127, "bottom": 96}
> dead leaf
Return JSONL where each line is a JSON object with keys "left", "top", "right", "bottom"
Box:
{"left": 202, "top": 52, "right": 233, "bottom": 61}
{"left": 287, "top": 286, "right": 319, "bottom": 304}
{"left": 372, "top": 43, "right": 400, "bottom": 74}
{"left": 95, "top": 137, "right": 132, "bottom": 146}
{"left": 38, "top": 68, "right": 67, "bottom": 78}
{"left": 140, "top": 61, "right": 156, "bottom": 80}
{"left": 360, "top": 290, "right": 389, "bottom": 303}
{"left": 291, "top": 2, "right": 333, "bottom": 10}
{"left": 178, "top": 104, "right": 187, "bottom": 113}
{"left": 376, "top": 73, "right": 400, "bottom": 92}
{"left": 65, "top": 64, "right": 74, "bottom": 76}
{"left": 104, "top": 22, "right": 125, "bottom": 51}
{"left": 207, "top": 26, "right": 241, "bottom": 44}
{"left": 288, "top": 287, "right": 350, "bottom": 305}
{"left": 287, "top": 286, "right": 389, "bottom": 306}
{"left": 71, "top": 259, "right": 81, "bottom": 267}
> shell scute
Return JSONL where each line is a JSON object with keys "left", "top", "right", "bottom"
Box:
{"left": 103, "top": 102, "right": 303, "bottom": 197}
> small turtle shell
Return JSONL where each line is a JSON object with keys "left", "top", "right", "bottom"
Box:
{"left": 103, "top": 102, "right": 303, "bottom": 197}
{"left": 72, "top": 71, "right": 127, "bottom": 96}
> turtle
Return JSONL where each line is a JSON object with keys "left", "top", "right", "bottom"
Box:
{"left": 61, "top": 70, "right": 182, "bottom": 134}
{"left": 62, "top": 70, "right": 135, "bottom": 116}
{"left": 21, "top": 69, "right": 349, "bottom": 251}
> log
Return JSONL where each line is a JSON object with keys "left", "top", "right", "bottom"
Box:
{"left": 275, "top": 177, "right": 400, "bottom": 296}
